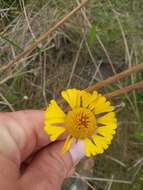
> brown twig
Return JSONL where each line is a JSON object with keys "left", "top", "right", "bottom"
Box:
{"left": 1, "top": 0, "right": 142, "bottom": 99}
{"left": 87, "top": 63, "right": 143, "bottom": 92}
{"left": 0, "top": 0, "right": 88, "bottom": 72}
{"left": 104, "top": 81, "right": 143, "bottom": 98}
{"left": 74, "top": 171, "right": 96, "bottom": 190}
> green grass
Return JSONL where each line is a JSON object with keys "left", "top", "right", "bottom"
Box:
{"left": 0, "top": 0, "right": 143, "bottom": 189}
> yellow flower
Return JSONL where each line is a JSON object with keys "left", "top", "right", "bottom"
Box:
{"left": 44, "top": 89, "right": 117, "bottom": 157}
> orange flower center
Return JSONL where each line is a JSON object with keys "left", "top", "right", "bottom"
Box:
{"left": 76, "top": 112, "right": 89, "bottom": 129}
{"left": 65, "top": 107, "right": 96, "bottom": 139}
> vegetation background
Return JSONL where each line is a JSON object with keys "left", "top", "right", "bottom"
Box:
{"left": 0, "top": 0, "right": 143, "bottom": 189}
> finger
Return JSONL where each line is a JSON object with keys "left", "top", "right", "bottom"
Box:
{"left": 0, "top": 110, "right": 64, "bottom": 166}
{"left": 20, "top": 141, "right": 85, "bottom": 190}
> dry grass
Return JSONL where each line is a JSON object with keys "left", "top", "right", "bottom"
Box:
{"left": 0, "top": 0, "right": 143, "bottom": 189}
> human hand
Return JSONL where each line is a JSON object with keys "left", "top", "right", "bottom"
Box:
{"left": 0, "top": 110, "right": 84, "bottom": 190}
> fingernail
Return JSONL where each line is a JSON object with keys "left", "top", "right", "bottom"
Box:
{"left": 69, "top": 140, "right": 85, "bottom": 165}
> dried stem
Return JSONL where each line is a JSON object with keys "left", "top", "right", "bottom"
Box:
{"left": 0, "top": 0, "right": 88, "bottom": 72}
{"left": 104, "top": 81, "right": 143, "bottom": 98}
{"left": 74, "top": 172, "right": 96, "bottom": 190}
{"left": 1, "top": 0, "right": 142, "bottom": 99}
{"left": 87, "top": 63, "right": 143, "bottom": 92}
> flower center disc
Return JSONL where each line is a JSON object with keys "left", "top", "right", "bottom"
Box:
{"left": 65, "top": 107, "right": 96, "bottom": 139}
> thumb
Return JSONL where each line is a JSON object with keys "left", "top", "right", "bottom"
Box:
{"left": 20, "top": 141, "right": 85, "bottom": 190}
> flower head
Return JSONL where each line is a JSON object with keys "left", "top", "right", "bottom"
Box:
{"left": 44, "top": 89, "right": 117, "bottom": 157}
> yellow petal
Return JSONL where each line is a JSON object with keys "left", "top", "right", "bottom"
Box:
{"left": 61, "top": 89, "right": 81, "bottom": 108}
{"left": 81, "top": 90, "right": 92, "bottom": 107}
{"left": 89, "top": 93, "right": 114, "bottom": 114}
{"left": 92, "top": 135, "right": 110, "bottom": 153}
{"left": 44, "top": 125, "right": 65, "bottom": 141}
{"left": 103, "top": 123, "right": 117, "bottom": 130}
{"left": 45, "top": 100, "right": 65, "bottom": 124}
{"left": 61, "top": 135, "right": 74, "bottom": 154}
{"left": 95, "top": 101, "right": 114, "bottom": 114}
{"left": 85, "top": 91, "right": 99, "bottom": 110}
{"left": 97, "top": 112, "right": 117, "bottom": 125}
{"left": 97, "top": 126, "right": 116, "bottom": 138}
{"left": 45, "top": 117, "right": 65, "bottom": 124}
{"left": 84, "top": 138, "right": 97, "bottom": 157}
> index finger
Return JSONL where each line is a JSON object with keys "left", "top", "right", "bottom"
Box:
{"left": 0, "top": 110, "right": 65, "bottom": 166}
